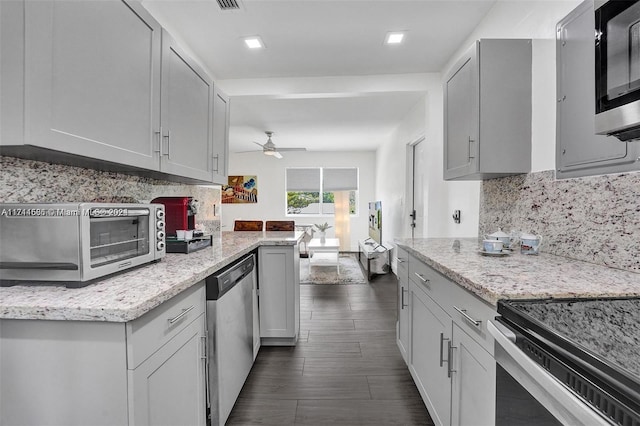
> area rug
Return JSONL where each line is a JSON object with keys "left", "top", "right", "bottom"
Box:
{"left": 300, "top": 253, "right": 367, "bottom": 284}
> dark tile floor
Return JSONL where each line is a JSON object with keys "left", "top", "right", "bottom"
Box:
{"left": 226, "top": 271, "right": 434, "bottom": 425}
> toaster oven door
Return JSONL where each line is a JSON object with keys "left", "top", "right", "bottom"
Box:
{"left": 81, "top": 206, "right": 154, "bottom": 281}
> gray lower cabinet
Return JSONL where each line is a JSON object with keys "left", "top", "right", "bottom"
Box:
{"left": 403, "top": 253, "right": 496, "bottom": 426}
{"left": 409, "top": 276, "right": 452, "bottom": 426}
{"left": 556, "top": 0, "right": 640, "bottom": 179}
{"left": 450, "top": 323, "right": 496, "bottom": 426}
{"left": 0, "top": 0, "right": 229, "bottom": 184}
{"left": 443, "top": 39, "right": 532, "bottom": 181}
{"left": 396, "top": 247, "right": 410, "bottom": 363}
{"left": 0, "top": 282, "right": 206, "bottom": 426}
{"left": 258, "top": 245, "right": 300, "bottom": 345}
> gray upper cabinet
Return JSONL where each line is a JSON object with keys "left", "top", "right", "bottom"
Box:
{"left": 160, "top": 30, "right": 215, "bottom": 182}
{"left": 212, "top": 86, "right": 230, "bottom": 184}
{"left": 0, "top": 0, "right": 229, "bottom": 184}
{"left": 10, "top": 0, "right": 162, "bottom": 170}
{"left": 556, "top": 1, "right": 640, "bottom": 179}
{"left": 444, "top": 39, "right": 532, "bottom": 181}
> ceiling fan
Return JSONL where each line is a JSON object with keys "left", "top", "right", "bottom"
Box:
{"left": 252, "top": 131, "right": 306, "bottom": 159}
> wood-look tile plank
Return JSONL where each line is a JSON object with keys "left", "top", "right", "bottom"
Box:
{"left": 249, "top": 355, "right": 305, "bottom": 377}
{"left": 349, "top": 301, "right": 397, "bottom": 311}
{"left": 294, "top": 399, "right": 434, "bottom": 425}
{"left": 300, "top": 319, "right": 355, "bottom": 331}
{"left": 311, "top": 309, "right": 396, "bottom": 320}
{"left": 241, "top": 375, "right": 371, "bottom": 400}
{"left": 367, "top": 373, "right": 425, "bottom": 400}
{"left": 225, "top": 398, "right": 298, "bottom": 426}
{"left": 302, "top": 356, "right": 407, "bottom": 377}
{"left": 306, "top": 329, "right": 396, "bottom": 343}
{"left": 353, "top": 317, "right": 397, "bottom": 331}
{"left": 359, "top": 340, "right": 404, "bottom": 358}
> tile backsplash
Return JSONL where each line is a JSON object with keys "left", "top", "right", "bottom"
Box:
{"left": 0, "top": 156, "right": 221, "bottom": 232}
{"left": 480, "top": 170, "right": 640, "bottom": 272}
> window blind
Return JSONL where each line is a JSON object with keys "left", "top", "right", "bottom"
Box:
{"left": 286, "top": 168, "right": 321, "bottom": 191}
{"left": 323, "top": 168, "right": 358, "bottom": 191}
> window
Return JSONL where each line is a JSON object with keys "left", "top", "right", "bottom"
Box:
{"left": 286, "top": 167, "right": 358, "bottom": 215}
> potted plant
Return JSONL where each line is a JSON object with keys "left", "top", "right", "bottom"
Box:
{"left": 314, "top": 222, "right": 332, "bottom": 242}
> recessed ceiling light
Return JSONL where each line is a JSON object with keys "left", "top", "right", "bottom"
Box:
{"left": 244, "top": 36, "right": 264, "bottom": 49}
{"left": 385, "top": 32, "right": 406, "bottom": 45}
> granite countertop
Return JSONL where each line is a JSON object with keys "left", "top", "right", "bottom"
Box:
{"left": 0, "top": 231, "right": 303, "bottom": 322}
{"left": 395, "top": 238, "right": 640, "bottom": 306}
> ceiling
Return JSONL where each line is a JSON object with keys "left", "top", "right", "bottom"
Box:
{"left": 142, "top": 0, "right": 497, "bottom": 154}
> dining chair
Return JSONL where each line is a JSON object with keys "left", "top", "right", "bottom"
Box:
{"left": 234, "top": 220, "right": 264, "bottom": 231}
{"left": 265, "top": 221, "right": 295, "bottom": 231}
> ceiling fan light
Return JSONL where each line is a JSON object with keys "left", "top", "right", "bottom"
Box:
{"left": 264, "top": 150, "right": 275, "bottom": 156}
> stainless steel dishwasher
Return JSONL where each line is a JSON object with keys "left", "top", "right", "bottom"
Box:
{"left": 206, "top": 253, "right": 256, "bottom": 426}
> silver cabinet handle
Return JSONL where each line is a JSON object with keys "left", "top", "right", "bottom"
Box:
{"left": 163, "top": 130, "right": 171, "bottom": 158}
{"left": 168, "top": 305, "right": 195, "bottom": 324}
{"left": 213, "top": 154, "right": 219, "bottom": 173}
{"left": 447, "top": 340, "right": 457, "bottom": 378}
{"left": 468, "top": 136, "right": 475, "bottom": 160}
{"left": 414, "top": 272, "right": 430, "bottom": 284}
{"left": 439, "top": 332, "right": 450, "bottom": 367}
{"left": 453, "top": 305, "right": 481, "bottom": 327}
{"left": 154, "top": 127, "right": 162, "bottom": 155}
{"left": 397, "top": 257, "right": 406, "bottom": 263}
{"left": 401, "top": 287, "right": 408, "bottom": 309}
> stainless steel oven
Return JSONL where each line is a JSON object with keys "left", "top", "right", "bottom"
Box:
{"left": 490, "top": 298, "right": 640, "bottom": 426}
{"left": 595, "top": 0, "right": 640, "bottom": 140}
{"left": 0, "top": 203, "right": 166, "bottom": 286}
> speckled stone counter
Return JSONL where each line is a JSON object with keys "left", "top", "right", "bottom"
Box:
{"left": 0, "top": 231, "right": 302, "bottom": 322}
{"left": 395, "top": 238, "right": 640, "bottom": 306}
{"left": 509, "top": 298, "right": 640, "bottom": 379}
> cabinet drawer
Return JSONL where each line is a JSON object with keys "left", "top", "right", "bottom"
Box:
{"left": 409, "top": 255, "right": 497, "bottom": 355}
{"left": 396, "top": 247, "right": 409, "bottom": 279}
{"left": 127, "top": 282, "right": 205, "bottom": 369}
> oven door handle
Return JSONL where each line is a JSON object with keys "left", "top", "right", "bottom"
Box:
{"left": 488, "top": 321, "right": 608, "bottom": 426}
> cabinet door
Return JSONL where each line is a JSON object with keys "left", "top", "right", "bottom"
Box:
{"left": 444, "top": 43, "right": 479, "bottom": 180}
{"left": 258, "top": 246, "right": 299, "bottom": 341}
{"left": 396, "top": 250, "right": 410, "bottom": 364}
{"left": 24, "top": 1, "right": 161, "bottom": 170}
{"left": 556, "top": 1, "right": 639, "bottom": 178}
{"left": 450, "top": 323, "right": 496, "bottom": 426}
{"left": 409, "top": 280, "right": 452, "bottom": 426}
{"left": 130, "top": 315, "right": 206, "bottom": 426}
{"left": 212, "top": 86, "right": 230, "bottom": 184}
{"left": 160, "top": 30, "right": 215, "bottom": 182}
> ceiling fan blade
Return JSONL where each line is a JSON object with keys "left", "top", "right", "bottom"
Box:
{"left": 274, "top": 147, "right": 307, "bottom": 152}
{"left": 273, "top": 151, "right": 283, "bottom": 159}
{"left": 253, "top": 141, "right": 265, "bottom": 148}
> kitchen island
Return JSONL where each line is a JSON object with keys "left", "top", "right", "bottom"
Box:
{"left": 0, "top": 231, "right": 302, "bottom": 426}
{"left": 0, "top": 230, "right": 303, "bottom": 321}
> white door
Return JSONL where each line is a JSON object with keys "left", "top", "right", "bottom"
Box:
{"left": 411, "top": 138, "right": 426, "bottom": 238}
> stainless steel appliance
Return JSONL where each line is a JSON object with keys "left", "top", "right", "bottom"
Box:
{"left": 595, "top": 0, "right": 640, "bottom": 140}
{"left": 490, "top": 298, "right": 640, "bottom": 426}
{"left": 0, "top": 203, "right": 165, "bottom": 287}
{"left": 206, "top": 253, "right": 257, "bottom": 426}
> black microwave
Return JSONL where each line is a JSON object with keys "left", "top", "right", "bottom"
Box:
{"left": 595, "top": 0, "right": 640, "bottom": 141}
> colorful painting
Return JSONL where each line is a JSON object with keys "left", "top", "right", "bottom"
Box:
{"left": 222, "top": 175, "right": 258, "bottom": 204}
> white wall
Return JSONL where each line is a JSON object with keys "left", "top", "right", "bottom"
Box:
{"left": 224, "top": 150, "right": 376, "bottom": 251}
{"left": 376, "top": 0, "right": 581, "bottom": 246}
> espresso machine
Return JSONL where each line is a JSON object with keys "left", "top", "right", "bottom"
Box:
{"left": 151, "top": 197, "right": 211, "bottom": 253}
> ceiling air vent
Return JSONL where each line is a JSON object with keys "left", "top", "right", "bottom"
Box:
{"left": 216, "top": 0, "right": 240, "bottom": 11}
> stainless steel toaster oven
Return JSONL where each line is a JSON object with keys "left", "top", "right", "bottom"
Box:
{"left": 0, "top": 203, "right": 166, "bottom": 287}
